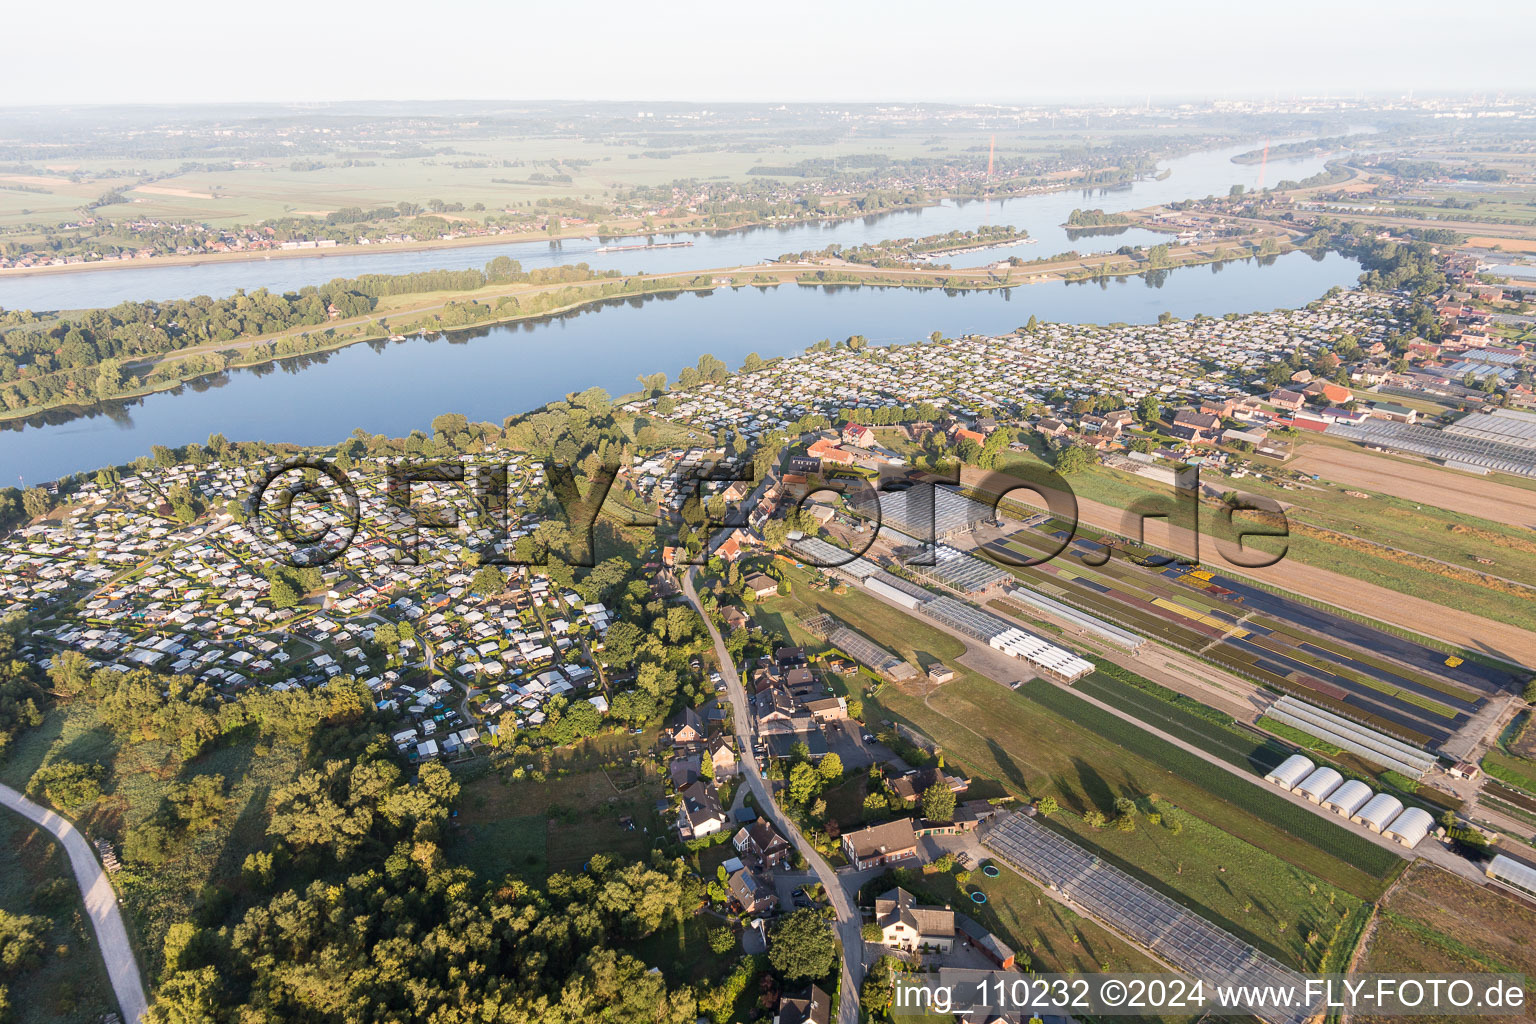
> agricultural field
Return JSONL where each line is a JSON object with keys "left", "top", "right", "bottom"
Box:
{"left": 1287, "top": 441, "right": 1536, "bottom": 527}
{"left": 1355, "top": 863, "right": 1536, "bottom": 1024}
{"left": 980, "top": 521, "right": 1489, "bottom": 749}
{"left": 0, "top": 123, "right": 1152, "bottom": 231}
{"left": 1072, "top": 669, "right": 1291, "bottom": 774}
{"left": 868, "top": 672, "right": 1399, "bottom": 897}
{"left": 0, "top": 811, "right": 116, "bottom": 1024}
{"left": 1048, "top": 458, "right": 1536, "bottom": 632}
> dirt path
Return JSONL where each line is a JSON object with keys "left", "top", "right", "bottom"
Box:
{"left": 0, "top": 783, "right": 148, "bottom": 1024}
{"left": 1290, "top": 444, "right": 1536, "bottom": 530}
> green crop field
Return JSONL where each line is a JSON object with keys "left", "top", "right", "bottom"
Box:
{"left": 869, "top": 674, "right": 1399, "bottom": 902}
{"left": 1074, "top": 670, "right": 1291, "bottom": 773}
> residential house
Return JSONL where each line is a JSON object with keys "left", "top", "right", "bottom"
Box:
{"left": 671, "top": 706, "right": 706, "bottom": 746}
{"left": 708, "top": 737, "right": 739, "bottom": 778}
{"left": 840, "top": 818, "right": 919, "bottom": 869}
{"left": 734, "top": 820, "right": 792, "bottom": 872}
{"left": 727, "top": 867, "right": 779, "bottom": 915}
{"left": 806, "top": 438, "right": 854, "bottom": 466}
{"left": 873, "top": 887, "right": 956, "bottom": 953}
{"left": 775, "top": 986, "right": 832, "bottom": 1024}
{"left": 676, "top": 781, "right": 727, "bottom": 840}
{"left": 746, "top": 574, "right": 781, "bottom": 599}
{"left": 889, "top": 766, "right": 969, "bottom": 806}
{"left": 1267, "top": 388, "right": 1306, "bottom": 412}
{"left": 1169, "top": 409, "right": 1221, "bottom": 445}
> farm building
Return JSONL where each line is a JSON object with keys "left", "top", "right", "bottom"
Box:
{"left": 1352, "top": 793, "right": 1404, "bottom": 832}
{"left": 1293, "top": 766, "right": 1344, "bottom": 803}
{"left": 1486, "top": 854, "right": 1536, "bottom": 898}
{"left": 1321, "top": 779, "right": 1374, "bottom": 818}
{"left": 1264, "top": 754, "right": 1314, "bottom": 789}
{"left": 1382, "top": 807, "right": 1435, "bottom": 848}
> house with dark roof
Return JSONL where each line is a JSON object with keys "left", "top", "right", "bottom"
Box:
{"left": 676, "top": 781, "right": 727, "bottom": 840}
{"left": 889, "top": 766, "right": 969, "bottom": 806}
{"left": 727, "top": 867, "right": 778, "bottom": 915}
{"left": 874, "top": 887, "right": 956, "bottom": 952}
{"left": 775, "top": 985, "right": 832, "bottom": 1024}
{"left": 734, "top": 819, "right": 791, "bottom": 872}
{"left": 1169, "top": 409, "right": 1221, "bottom": 444}
{"left": 957, "top": 915, "right": 1016, "bottom": 969}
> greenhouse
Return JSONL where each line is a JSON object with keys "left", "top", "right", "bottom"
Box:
{"left": 1263, "top": 754, "right": 1314, "bottom": 790}
{"left": 1486, "top": 854, "right": 1536, "bottom": 899}
{"left": 1353, "top": 793, "right": 1405, "bottom": 833}
{"left": 1293, "top": 766, "right": 1344, "bottom": 804}
{"left": 1321, "top": 779, "right": 1374, "bottom": 818}
{"left": 1382, "top": 807, "right": 1435, "bottom": 849}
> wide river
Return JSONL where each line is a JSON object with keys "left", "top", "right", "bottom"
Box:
{"left": 6, "top": 250, "right": 1360, "bottom": 483}
{"left": 0, "top": 141, "right": 1336, "bottom": 311}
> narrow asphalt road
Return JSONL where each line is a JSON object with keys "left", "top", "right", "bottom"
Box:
{"left": 682, "top": 569, "right": 863, "bottom": 1024}
{"left": 0, "top": 782, "right": 148, "bottom": 1024}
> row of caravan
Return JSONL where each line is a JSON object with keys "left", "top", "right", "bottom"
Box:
{"left": 1264, "top": 753, "right": 1435, "bottom": 848}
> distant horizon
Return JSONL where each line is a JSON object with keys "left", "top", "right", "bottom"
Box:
{"left": 8, "top": 0, "right": 1534, "bottom": 107}
{"left": 2, "top": 91, "right": 1534, "bottom": 113}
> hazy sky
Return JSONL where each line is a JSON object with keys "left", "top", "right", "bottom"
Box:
{"left": 9, "top": 0, "right": 1535, "bottom": 106}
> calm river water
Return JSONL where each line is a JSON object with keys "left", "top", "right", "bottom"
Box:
{"left": 5, "top": 250, "right": 1360, "bottom": 483}
{"left": 0, "top": 141, "right": 1335, "bottom": 311}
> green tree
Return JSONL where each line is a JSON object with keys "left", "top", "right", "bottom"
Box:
{"left": 920, "top": 782, "right": 955, "bottom": 822}
{"left": 1054, "top": 444, "right": 1096, "bottom": 474}
{"left": 769, "top": 908, "right": 837, "bottom": 983}
{"left": 817, "top": 752, "right": 843, "bottom": 781}
{"left": 708, "top": 925, "right": 735, "bottom": 954}
{"left": 470, "top": 565, "right": 506, "bottom": 596}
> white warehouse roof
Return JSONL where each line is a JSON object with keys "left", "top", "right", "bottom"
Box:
{"left": 1322, "top": 779, "right": 1374, "bottom": 818}
{"left": 1383, "top": 807, "right": 1435, "bottom": 848}
{"left": 1294, "top": 766, "right": 1344, "bottom": 803}
{"left": 1353, "top": 793, "right": 1404, "bottom": 832}
{"left": 1264, "top": 754, "right": 1315, "bottom": 789}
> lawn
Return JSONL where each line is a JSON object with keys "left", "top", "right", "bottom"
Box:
{"left": 449, "top": 754, "right": 667, "bottom": 881}
{"left": 0, "top": 812, "right": 117, "bottom": 1024}
{"left": 869, "top": 675, "right": 1396, "bottom": 905}
{"left": 754, "top": 568, "right": 967, "bottom": 670}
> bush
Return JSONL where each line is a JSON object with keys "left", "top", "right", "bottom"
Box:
{"left": 0, "top": 910, "right": 49, "bottom": 974}
{"left": 27, "top": 760, "right": 103, "bottom": 808}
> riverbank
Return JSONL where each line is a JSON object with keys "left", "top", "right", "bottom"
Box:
{"left": 0, "top": 178, "right": 1118, "bottom": 288}
{"left": 0, "top": 236, "right": 1304, "bottom": 430}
